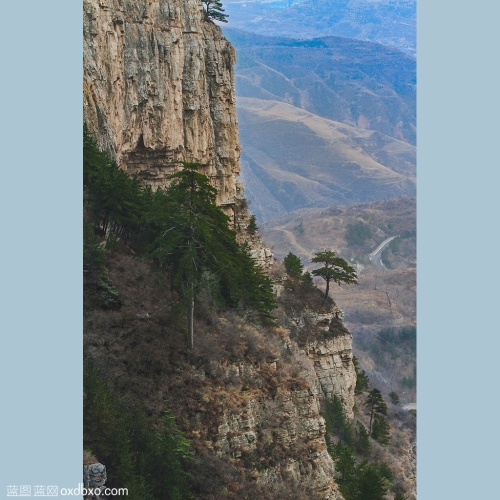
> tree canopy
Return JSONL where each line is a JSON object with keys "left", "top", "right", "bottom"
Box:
{"left": 283, "top": 252, "right": 303, "bottom": 280}
{"left": 146, "top": 163, "right": 239, "bottom": 348}
{"left": 146, "top": 163, "right": 276, "bottom": 347}
{"left": 311, "top": 250, "right": 357, "bottom": 299}
{"left": 364, "top": 388, "right": 387, "bottom": 435}
{"left": 202, "top": 0, "right": 228, "bottom": 23}
{"left": 247, "top": 214, "right": 258, "bottom": 235}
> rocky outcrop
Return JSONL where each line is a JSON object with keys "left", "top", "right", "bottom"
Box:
{"left": 301, "top": 335, "right": 356, "bottom": 420}
{"left": 299, "top": 308, "right": 356, "bottom": 418}
{"left": 215, "top": 384, "right": 344, "bottom": 499}
{"left": 285, "top": 304, "right": 356, "bottom": 418}
{"left": 83, "top": 463, "right": 107, "bottom": 499}
{"left": 209, "top": 303, "right": 355, "bottom": 499}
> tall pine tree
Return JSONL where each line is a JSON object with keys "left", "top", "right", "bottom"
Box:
{"left": 148, "top": 163, "right": 239, "bottom": 348}
{"left": 283, "top": 252, "right": 304, "bottom": 279}
{"left": 364, "top": 388, "right": 388, "bottom": 435}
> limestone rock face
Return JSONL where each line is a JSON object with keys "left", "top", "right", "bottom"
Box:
{"left": 302, "top": 334, "right": 356, "bottom": 419}
{"left": 214, "top": 364, "right": 345, "bottom": 499}
{"left": 210, "top": 306, "right": 355, "bottom": 499}
{"left": 293, "top": 308, "right": 356, "bottom": 419}
{"left": 84, "top": 0, "right": 239, "bottom": 209}
{"left": 84, "top": 0, "right": 273, "bottom": 265}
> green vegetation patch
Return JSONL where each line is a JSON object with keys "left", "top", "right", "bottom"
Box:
{"left": 84, "top": 362, "right": 193, "bottom": 499}
{"left": 84, "top": 124, "right": 276, "bottom": 345}
{"left": 345, "top": 222, "right": 372, "bottom": 247}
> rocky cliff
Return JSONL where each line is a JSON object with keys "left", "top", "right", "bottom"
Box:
{"left": 210, "top": 302, "right": 356, "bottom": 499}
{"left": 84, "top": 0, "right": 240, "bottom": 210}
{"left": 83, "top": 1, "right": 357, "bottom": 497}
{"left": 84, "top": 0, "right": 273, "bottom": 262}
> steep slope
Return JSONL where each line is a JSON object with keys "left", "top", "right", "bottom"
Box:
{"left": 85, "top": 249, "right": 355, "bottom": 498}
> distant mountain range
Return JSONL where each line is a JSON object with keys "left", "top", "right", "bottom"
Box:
{"left": 223, "top": 29, "right": 416, "bottom": 222}
{"left": 226, "top": 29, "right": 416, "bottom": 144}
{"left": 223, "top": 0, "right": 416, "bottom": 57}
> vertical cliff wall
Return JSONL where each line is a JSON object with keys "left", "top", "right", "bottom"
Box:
{"left": 84, "top": 0, "right": 240, "bottom": 208}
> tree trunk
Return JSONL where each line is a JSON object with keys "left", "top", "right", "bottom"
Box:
{"left": 188, "top": 296, "right": 194, "bottom": 350}
{"left": 324, "top": 278, "right": 330, "bottom": 299}
{"left": 385, "top": 290, "right": 392, "bottom": 315}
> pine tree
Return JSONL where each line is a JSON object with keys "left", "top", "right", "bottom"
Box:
{"left": 302, "top": 271, "right": 314, "bottom": 288}
{"left": 223, "top": 243, "right": 277, "bottom": 322}
{"left": 389, "top": 391, "right": 400, "bottom": 405}
{"left": 283, "top": 252, "right": 304, "bottom": 279}
{"left": 84, "top": 362, "right": 193, "bottom": 498}
{"left": 202, "top": 0, "right": 228, "bottom": 23}
{"left": 353, "top": 356, "right": 370, "bottom": 394}
{"left": 371, "top": 414, "right": 391, "bottom": 445}
{"left": 148, "top": 163, "right": 240, "bottom": 349}
{"left": 354, "top": 422, "right": 371, "bottom": 456}
{"left": 146, "top": 411, "right": 193, "bottom": 499}
{"left": 84, "top": 124, "right": 147, "bottom": 241}
{"left": 247, "top": 214, "right": 258, "bottom": 234}
{"left": 364, "top": 388, "right": 387, "bottom": 435}
{"left": 148, "top": 163, "right": 276, "bottom": 345}
{"left": 324, "top": 395, "right": 354, "bottom": 447}
{"left": 331, "top": 441, "right": 356, "bottom": 483}
{"left": 355, "top": 462, "right": 389, "bottom": 500}
{"left": 311, "top": 250, "right": 357, "bottom": 300}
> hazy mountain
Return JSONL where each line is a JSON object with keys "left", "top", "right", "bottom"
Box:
{"left": 224, "top": 0, "right": 416, "bottom": 57}
{"left": 238, "top": 97, "right": 416, "bottom": 221}
{"left": 225, "top": 29, "right": 416, "bottom": 145}
{"left": 223, "top": 30, "right": 416, "bottom": 221}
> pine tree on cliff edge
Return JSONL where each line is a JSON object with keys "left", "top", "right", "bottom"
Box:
{"left": 202, "top": 0, "right": 228, "bottom": 23}
{"left": 311, "top": 250, "right": 357, "bottom": 300}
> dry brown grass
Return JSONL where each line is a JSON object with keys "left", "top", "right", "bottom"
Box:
{"left": 83, "top": 449, "right": 98, "bottom": 466}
